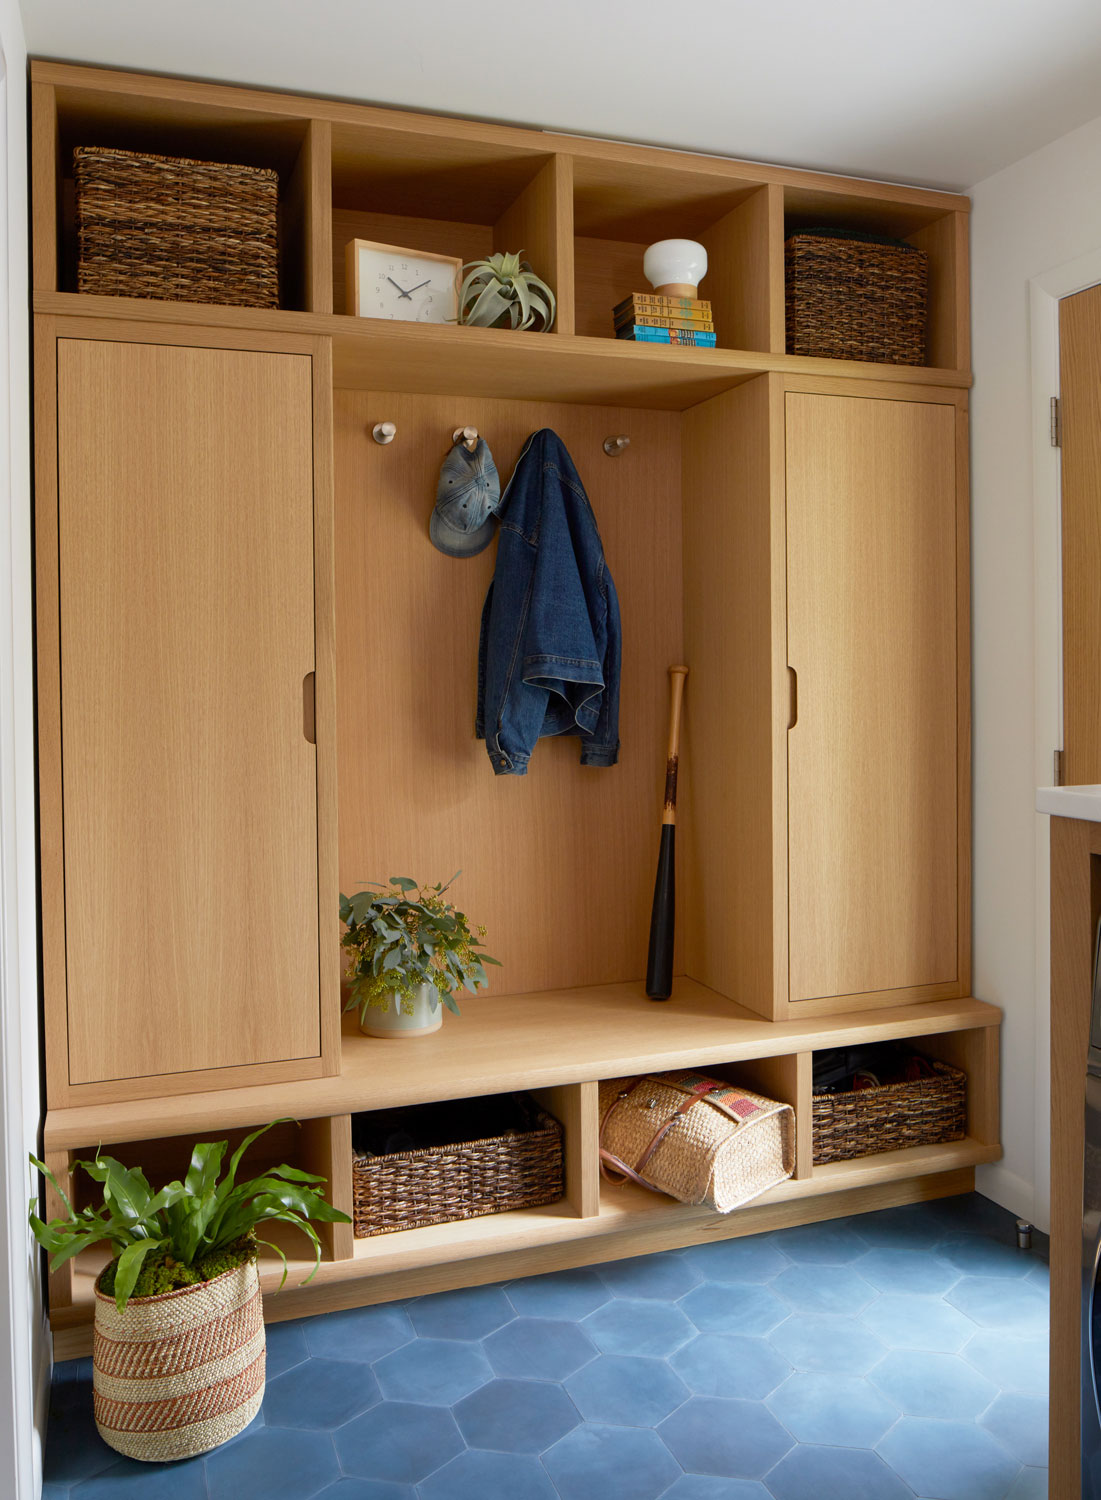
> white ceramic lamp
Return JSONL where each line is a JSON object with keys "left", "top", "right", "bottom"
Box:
{"left": 643, "top": 239, "right": 708, "bottom": 298}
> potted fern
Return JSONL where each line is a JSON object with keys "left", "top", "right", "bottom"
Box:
{"left": 457, "top": 250, "right": 556, "bottom": 331}
{"left": 340, "top": 874, "right": 501, "bottom": 1037}
{"left": 29, "top": 1122, "right": 349, "bottom": 1463}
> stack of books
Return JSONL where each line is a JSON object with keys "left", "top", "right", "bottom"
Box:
{"left": 613, "top": 293, "right": 717, "bottom": 348}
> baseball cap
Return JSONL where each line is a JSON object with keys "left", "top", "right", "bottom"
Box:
{"left": 430, "top": 437, "right": 501, "bottom": 557}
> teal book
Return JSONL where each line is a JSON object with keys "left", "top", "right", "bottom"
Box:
{"left": 616, "top": 325, "right": 718, "bottom": 348}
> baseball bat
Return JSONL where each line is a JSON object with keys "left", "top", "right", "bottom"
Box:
{"left": 646, "top": 665, "right": 688, "bottom": 1000}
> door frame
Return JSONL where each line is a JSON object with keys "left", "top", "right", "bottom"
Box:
{"left": 1029, "top": 247, "right": 1101, "bottom": 1231}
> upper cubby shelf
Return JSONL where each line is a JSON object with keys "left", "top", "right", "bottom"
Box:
{"left": 31, "top": 60, "right": 972, "bottom": 384}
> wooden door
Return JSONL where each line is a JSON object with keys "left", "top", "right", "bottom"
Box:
{"left": 786, "top": 391, "right": 960, "bottom": 1004}
{"left": 1059, "top": 283, "right": 1101, "bottom": 786}
{"left": 57, "top": 339, "right": 322, "bottom": 1085}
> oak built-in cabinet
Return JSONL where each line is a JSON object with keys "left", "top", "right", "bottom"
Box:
{"left": 29, "top": 60, "right": 999, "bottom": 1357}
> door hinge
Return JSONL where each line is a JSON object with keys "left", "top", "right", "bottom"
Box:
{"left": 1051, "top": 395, "right": 1061, "bottom": 447}
{"left": 1054, "top": 747, "right": 1065, "bottom": 785}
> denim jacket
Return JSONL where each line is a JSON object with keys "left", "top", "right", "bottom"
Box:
{"left": 476, "top": 429, "right": 621, "bottom": 776}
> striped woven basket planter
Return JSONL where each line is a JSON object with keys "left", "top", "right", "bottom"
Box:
{"left": 92, "top": 1258, "right": 265, "bottom": 1462}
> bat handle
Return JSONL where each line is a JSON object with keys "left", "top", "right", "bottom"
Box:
{"left": 663, "top": 666, "right": 689, "bottom": 826}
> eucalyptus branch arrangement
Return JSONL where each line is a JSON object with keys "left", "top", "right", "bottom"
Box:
{"left": 339, "top": 874, "right": 501, "bottom": 1024}
{"left": 28, "top": 1121, "right": 350, "bottom": 1311}
{"left": 457, "top": 251, "right": 556, "bottom": 331}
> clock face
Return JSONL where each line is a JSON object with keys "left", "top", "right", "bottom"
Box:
{"left": 348, "top": 242, "right": 460, "bottom": 324}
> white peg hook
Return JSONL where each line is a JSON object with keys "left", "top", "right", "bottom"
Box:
{"left": 372, "top": 421, "right": 397, "bottom": 445}
{"left": 452, "top": 426, "right": 479, "bottom": 452}
{"left": 603, "top": 435, "right": 630, "bottom": 457}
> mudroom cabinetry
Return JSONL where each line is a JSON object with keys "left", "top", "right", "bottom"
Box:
{"left": 28, "top": 60, "right": 999, "bottom": 1358}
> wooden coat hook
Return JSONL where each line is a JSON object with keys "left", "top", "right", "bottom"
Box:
{"left": 372, "top": 421, "right": 396, "bottom": 445}
{"left": 604, "top": 435, "right": 630, "bottom": 456}
{"left": 453, "top": 426, "right": 479, "bottom": 451}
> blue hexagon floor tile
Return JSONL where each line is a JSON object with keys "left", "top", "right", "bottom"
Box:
{"left": 41, "top": 1192, "right": 1049, "bottom": 1500}
{"left": 583, "top": 1297, "right": 696, "bottom": 1357}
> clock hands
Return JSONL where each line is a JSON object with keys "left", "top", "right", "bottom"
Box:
{"left": 386, "top": 275, "right": 433, "bottom": 300}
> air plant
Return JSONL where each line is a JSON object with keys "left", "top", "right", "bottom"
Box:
{"left": 457, "top": 251, "right": 556, "bottom": 332}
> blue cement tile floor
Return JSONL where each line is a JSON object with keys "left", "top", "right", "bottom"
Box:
{"left": 43, "top": 1193, "right": 1050, "bottom": 1499}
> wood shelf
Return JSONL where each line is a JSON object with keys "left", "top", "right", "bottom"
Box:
{"left": 34, "top": 292, "right": 971, "bottom": 409}
{"left": 43, "top": 981, "right": 1000, "bottom": 1151}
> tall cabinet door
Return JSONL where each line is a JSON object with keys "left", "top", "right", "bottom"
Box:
{"left": 785, "top": 390, "right": 963, "bottom": 1007}
{"left": 53, "top": 337, "right": 329, "bottom": 1092}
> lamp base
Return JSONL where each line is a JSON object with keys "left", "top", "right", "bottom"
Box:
{"left": 654, "top": 281, "right": 699, "bottom": 298}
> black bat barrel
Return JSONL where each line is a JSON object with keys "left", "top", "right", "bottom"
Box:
{"left": 646, "top": 823, "right": 676, "bottom": 1000}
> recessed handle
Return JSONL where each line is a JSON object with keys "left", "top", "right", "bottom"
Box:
{"left": 303, "top": 672, "right": 316, "bottom": 744}
{"left": 788, "top": 666, "right": 798, "bottom": 730}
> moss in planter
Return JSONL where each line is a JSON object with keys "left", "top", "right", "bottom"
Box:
{"left": 98, "top": 1236, "right": 256, "bottom": 1300}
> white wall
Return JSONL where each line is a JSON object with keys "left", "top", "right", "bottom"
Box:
{"left": 969, "top": 112, "right": 1101, "bottom": 1231}
{"left": 0, "top": 2, "right": 49, "bottom": 1496}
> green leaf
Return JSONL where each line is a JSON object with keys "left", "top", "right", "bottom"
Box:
{"left": 29, "top": 1153, "right": 75, "bottom": 1220}
{"left": 185, "top": 1141, "right": 227, "bottom": 1200}
{"left": 389, "top": 877, "right": 417, "bottom": 891}
{"left": 78, "top": 1155, "right": 153, "bottom": 1225}
{"left": 442, "top": 993, "right": 461, "bottom": 1016}
{"left": 112, "top": 1237, "right": 167, "bottom": 1312}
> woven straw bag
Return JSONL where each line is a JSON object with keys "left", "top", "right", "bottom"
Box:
{"left": 599, "top": 1071, "right": 795, "bottom": 1212}
{"left": 92, "top": 1258, "right": 265, "bottom": 1462}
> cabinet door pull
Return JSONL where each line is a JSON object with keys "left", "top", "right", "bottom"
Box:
{"left": 788, "top": 666, "right": 798, "bottom": 730}
{"left": 303, "top": 672, "right": 316, "bottom": 744}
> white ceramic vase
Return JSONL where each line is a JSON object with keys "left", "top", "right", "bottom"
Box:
{"left": 359, "top": 982, "right": 443, "bottom": 1038}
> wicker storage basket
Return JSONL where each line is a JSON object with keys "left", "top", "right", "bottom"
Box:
{"left": 812, "top": 1059, "right": 966, "bottom": 1165}
{"left": 352, "top": 1096, "right": 564, "bottom": 1237}
{"left": 74, "top": 146, "right": 279, "bottom": 308}
{"left": 598, "top": 1071, "right": 795, "bottom": 1212}
{"left": 785, "top": 228, "right": 928, "bottom": 365}
{"left": 92, "top": 1259, "right": 265, "bottom": 1462}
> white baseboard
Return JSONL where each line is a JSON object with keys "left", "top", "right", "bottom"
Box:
{"left": 976, "top": 1162, "right": 1047, "bottom": 1234}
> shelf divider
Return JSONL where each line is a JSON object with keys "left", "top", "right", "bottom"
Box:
{"left": 531, "top": 1081, "right": 600, "bottom": 1219}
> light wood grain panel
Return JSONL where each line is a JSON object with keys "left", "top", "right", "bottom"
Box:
{"left": 57, "top": 340, "right": 320, "bottom": 1085}
{"left": 493, "top": 156, "right": 574, "bottom": 337}
{"left": 1060, "top": 283, "right": 1101, "bottom": 786}
{"left": 33, "top": 61, "right": 967, "bottom": 225}
{"left": 34, "top": 318, "right": 70, "bottom": 1107}
{"left": 681, "top": 377, "right": 780, "bottom": 1018}
{"left": 32, "top": 292, "right": 973, "bottom": 407}
{"left": 44, "top": 986, "right": 1000, "bottom": 1152}
{"left": 917, "top": 1026, "right": 999, "bottom": 1145}
{"left": 765, "top": 184, "right": 786, "bottom": 355}
{"left": 299, "top": 1114, "right": 355, "bottom": 1260}
{"left": 573, "top": 233, "right": 648, "bottom": 341}
{"left": 954, "top": 403, "right": 973, "bottom": 995}
{"left": 531, "top": 1083, "right": 600, "bottom": 1218}
{"left": 786, "top": 391, "right": 959, "bottom": 1002}
{"left": 310, "top": 341, "right": 342, "bottom": 1080}
{"left": 1049, "top": 815, "right": 1093, "bottom": 1500}
{"left": 907, "top": 211, "right": 970, "bottom": 372}
{"left": 699, "top": 185, "right": 773, "bottom": 353}
{"left": 335, "top": 391, "right": 682, "bottom": 997}
{"left": 32, "top": 81, "right": 59, "bottom": 292}
{"left": 51, "top": 1163, "right": 983, "bottom": 1356}
{"left": 285, "top": 119, "right": 332, "bottom": 314}
{"left": 42, "top": 1150, "right": 74, "bottom": 1309}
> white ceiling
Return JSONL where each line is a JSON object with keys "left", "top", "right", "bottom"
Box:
{"left": 20, "top": 0, "right": 1101, "bottom": 191}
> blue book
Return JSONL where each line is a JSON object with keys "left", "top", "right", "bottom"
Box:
{"left": 616, "top": 325, "right": 718, "bottom": 348}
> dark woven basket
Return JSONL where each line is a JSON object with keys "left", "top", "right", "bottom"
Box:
{"left": 785, "top": 228, "right": 928, "bottom": 366}
{"left": 352, "top": 1104, "right": 564, "bottom": 1237}
{"left": 73, "top": 146, "right": 279, "bottom": 309}
{"left": 812, "top": 1059, "right": 966, "bottom": 1165}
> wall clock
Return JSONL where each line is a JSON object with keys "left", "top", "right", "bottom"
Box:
{"left": 345, "top": 239, "right": 462, "bottom": 324}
